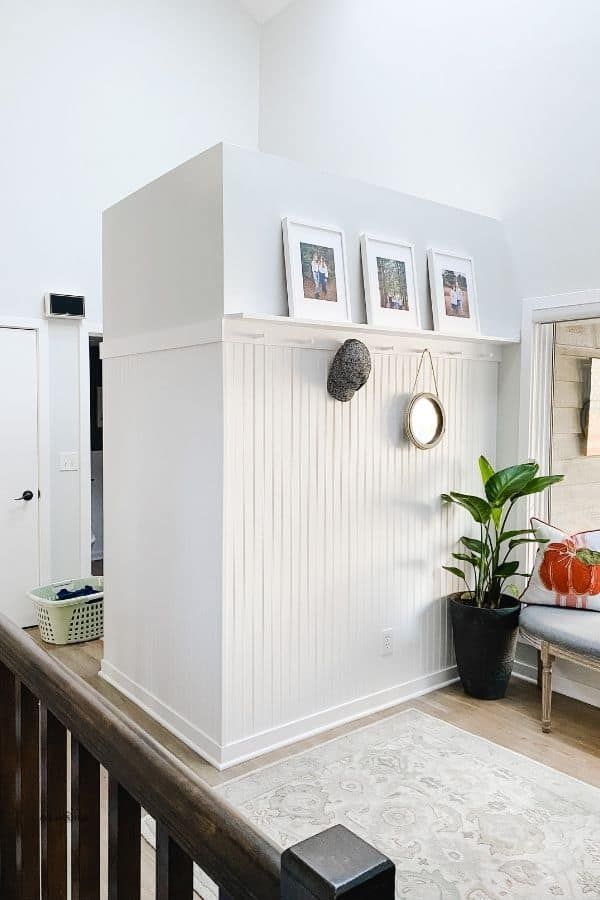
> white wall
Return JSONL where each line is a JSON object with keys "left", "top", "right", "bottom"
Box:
{"left": 101, "top": 146, "right": 514, "bottom": 765}
{"left": 223, "top": 145, "right": 519, "bottom": 336}
{"left": 1, "top": 0, "right": 259, "bottom": 324}
{"left": 1, "top": 0, "right": 260, "bottom": 580}
{"left": 260, "top": 0, "right": 600, "bottom": 300}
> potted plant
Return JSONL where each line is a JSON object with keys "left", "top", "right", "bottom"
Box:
{"left": 442, "top": 457, "right": 563, "bottom": 700}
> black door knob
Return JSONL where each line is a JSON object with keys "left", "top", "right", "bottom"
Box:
{"left": 14, "top": 490, "right": 34, "bottom": 502}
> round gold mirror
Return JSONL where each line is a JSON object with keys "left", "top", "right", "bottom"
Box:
{"left": 405, "top": 391, "right": 446, "bottom": 450}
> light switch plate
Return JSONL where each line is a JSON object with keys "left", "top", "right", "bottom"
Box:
{"left": 59, "top": 451, "right": 79, "bottom": 472}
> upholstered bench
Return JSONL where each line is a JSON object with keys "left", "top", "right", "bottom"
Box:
{"left": 520, "top": 605, "right": 600, "bottom": 733}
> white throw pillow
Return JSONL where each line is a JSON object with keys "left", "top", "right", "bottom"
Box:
{"left": 521, "top": 518, "right": 600, "bottom": 611}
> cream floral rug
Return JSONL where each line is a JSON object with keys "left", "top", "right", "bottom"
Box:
{"left": 215, "top": 709, "right": 600, "bottom": 898}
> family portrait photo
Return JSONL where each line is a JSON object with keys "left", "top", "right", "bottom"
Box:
{"left": 282, "top": 219, "right": 350, "bottom": 322}
{"left": 361, "top": 235, "right": 420, "bottom": 329}
{"left": 301, "top": 242, "right": 337, "bottom": 302}
{"left": 376, "top": 256, "right": 409, "bottom": 310}
{"left": 442, "top": 268, "right": 470, "bottom": 318}
{"left": 428, "top": 249, "right": 479, "bottom": 334}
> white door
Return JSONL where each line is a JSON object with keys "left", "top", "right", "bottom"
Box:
{"left": 0, "top": 328, "right": 39, "bottom": 626}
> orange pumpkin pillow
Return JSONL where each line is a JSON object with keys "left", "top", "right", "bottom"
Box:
{"left": 522, "top": 519, "right": 600, "bottom": 611}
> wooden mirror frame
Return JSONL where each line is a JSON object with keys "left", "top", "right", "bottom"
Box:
{"left": 404, "top": 391, "right": 446, "bottom": 450}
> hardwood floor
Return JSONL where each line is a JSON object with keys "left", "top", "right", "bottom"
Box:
{"left": 26, "top": 630, "right": 600, "bottom": 898}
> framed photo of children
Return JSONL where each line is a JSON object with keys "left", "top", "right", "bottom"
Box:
{"left": 282, "top": 218, "right": 351, "bottom": 323}
{"left": 361, "top": 235, "right": 420, "bottom": 330}
{"left": 427, "top": 249, "right": 480, "bottom": 335}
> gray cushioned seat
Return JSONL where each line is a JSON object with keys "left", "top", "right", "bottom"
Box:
{"left": 520, "top": 605, "right": 600, "bottom": 657}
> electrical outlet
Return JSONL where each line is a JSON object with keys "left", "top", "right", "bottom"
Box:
{"left": 381, "top": 628, "right": 393, "bottom": 656}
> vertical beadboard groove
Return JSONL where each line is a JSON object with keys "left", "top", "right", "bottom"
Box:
{"left": 222, "top": 343, "right": 499, "bottom": 745}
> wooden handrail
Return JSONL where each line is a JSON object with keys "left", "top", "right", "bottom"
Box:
{"left": 0, "top": 612, "right": 396, "bottom": 898}
{"left": 0, "top": 612, "right": 280, "bottom": 899}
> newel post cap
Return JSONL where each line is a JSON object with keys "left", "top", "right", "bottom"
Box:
{"left": 280, "top": 824, "right": 395, "bottom": 898}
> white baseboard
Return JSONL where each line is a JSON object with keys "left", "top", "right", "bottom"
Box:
{"left": 100, "top": 659, "right": 458, "bottom": 770}
{"left": 99, "top": 659, "right": 224, "bottom": 769}
{"left": 220, "top": 666, "right": 459, "bottom": 768}
{"left": 513, "top": 659, "right": 600, "bottom": 709}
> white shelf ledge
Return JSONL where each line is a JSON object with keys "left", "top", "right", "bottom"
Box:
{"left": 102, "top": 314, "right": 519, "bottom": 362}
{"left": 226, "top": 313, "right": 518, "bottom": 344}
{"left": 223, "top": 314, "right": 519, "bottom": 362}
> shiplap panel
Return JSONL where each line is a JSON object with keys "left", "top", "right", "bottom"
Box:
{"left": 222, "top": 343, "right": 498, "bottom": 746}
{"left": 553, "top": 380, "right": 584, "bottom": 408}
{"left": 553, "top": 406, "right": 581, "bottom": 434}
{"left": 556, "top": 321, "right": 600, "bottom": 347}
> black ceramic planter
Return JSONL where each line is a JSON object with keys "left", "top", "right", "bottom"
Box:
{"left": 449, "top": 594, "right": 521, "bottom": 700}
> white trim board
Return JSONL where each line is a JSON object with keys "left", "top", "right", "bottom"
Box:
{"left": 519, "top": 288, "right": 600, "bottom": 567}
{"left": 100, "top": 314, "right": 516, "bottom": 363}
{"left": 79, "top": 321, "right": 103, "bottom": 577}
{"left": 100, "top": 659, "right": 458, "bottom": 770}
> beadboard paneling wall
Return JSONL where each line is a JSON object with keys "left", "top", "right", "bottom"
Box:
{"left": 221, "top": 342, "right": 498, "bottom": 754}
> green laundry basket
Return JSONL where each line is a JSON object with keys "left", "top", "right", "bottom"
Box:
{"left": 29, "top": 577, "right": 104, "bottom": 645}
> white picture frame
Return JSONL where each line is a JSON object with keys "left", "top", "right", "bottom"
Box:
{"left": 361, "top": 235, "right": 420, "bottom": 330}
{"left": 427, "top": 248, "right": 480, "bottom": 335}
{"left": 282, "top": 218, "right": 351, "bottom": 323}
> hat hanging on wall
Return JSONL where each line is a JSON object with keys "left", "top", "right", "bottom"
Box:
{"left": 327, "top": 339, "right": 372, "bottom": 402}
{"left": 404, "top": 349, "right": 446, "bottom": 449}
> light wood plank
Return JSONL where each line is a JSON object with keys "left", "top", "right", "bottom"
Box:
{"left": 552, "top": 455, "right": 600, "bottom": 484}
{"left": 553, "top": 379, "right": 584, "bottom": 408}
{"left": 554, "top": 353, "right": 587, "bottom": 383}
{"left": 552, "top": 433, "right": 583, "bottom": 460}
{"left": 553, "top": 406, "right": 581, "bottom": 435}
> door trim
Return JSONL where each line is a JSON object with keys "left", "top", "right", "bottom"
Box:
{"left": 79, "top": 321, "right": 103, "bottom": 576}
{"left": 0, "top": 316, "right": 50, "bottom": 587}
{"left": 520, "top": 289, "right": 600, "bottom": 563}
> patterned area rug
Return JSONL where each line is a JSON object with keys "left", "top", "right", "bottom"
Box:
{"left": 216, "top": 709, "right": 600, "bottom": 898}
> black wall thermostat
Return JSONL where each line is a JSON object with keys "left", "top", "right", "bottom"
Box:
{"left": 44, "top": 292, "right": 86, "bottom": 319}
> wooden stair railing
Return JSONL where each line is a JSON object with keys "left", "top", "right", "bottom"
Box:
{"left": 0, "top": 612, "right": 395, "bottom": 899}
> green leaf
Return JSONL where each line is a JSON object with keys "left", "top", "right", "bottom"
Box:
{"left": 443, "top": 566, "right": 467, "bottom": 580}
{"left": 452, "top": 553, "right": 479, "bottom": 565}
{"left": 508, "top": 537, "right": 547, "bottom": 550}
{"left": 479, "top": 455, "right": 495, "bottom": 486}
{"left": 515, "top": 474, "right": 565, "bottom": 497}
{"left": 491, "top": 507, "right": 502, "bottom": 528}
{"left": 484, "top": 463, "right": 539, "bottom": 506}
{"left": 494, "top": 560, "right": 520, "bottom": 578}
{"left": 461, "top": 536, "right": 487, "bottom": 555}
{"left": 576, "top": 548, "right": 600, "bottom": 566}
{"left": 448, "top": 492, "right": 492, "bottom": 524}
{"left": 499, "top": 528, "right": 537, "bottom": 542}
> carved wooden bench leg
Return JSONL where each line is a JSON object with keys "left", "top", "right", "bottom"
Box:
{"left": 541, "top": 642, "right": 554, "bottom": 733}
{"left": 537, "top": 649, "right": 542, "bottom": 689}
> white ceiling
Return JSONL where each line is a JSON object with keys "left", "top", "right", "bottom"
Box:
{"left": 238, "top": 0, "right": 294, "bottom": 23}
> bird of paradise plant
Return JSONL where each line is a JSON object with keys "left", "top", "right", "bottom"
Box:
{"left": 442, "top": 457, "right": 563, "bottom": 609}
